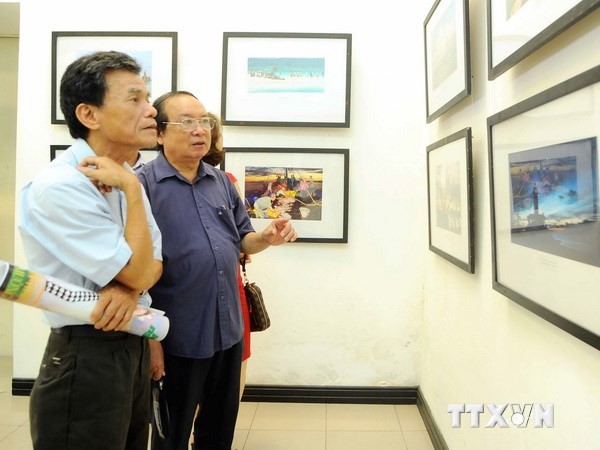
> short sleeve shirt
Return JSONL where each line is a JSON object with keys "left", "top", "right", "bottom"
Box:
{"left": 137, "top": 152, "right": 254, "bottom": 359}
{"left": 19, "top": 139, "right": 163, "bottom": 328}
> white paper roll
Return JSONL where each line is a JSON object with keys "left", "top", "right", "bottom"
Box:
{"left": 0, "top": 260, "right": 169, "bottom": 340}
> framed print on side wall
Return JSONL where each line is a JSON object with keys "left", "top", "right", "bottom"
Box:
{"left": 424, "top": 0, "right": 471, "bottom": 123}
{"left": 221, "top": 32, "right": 352, "bottom": 127}
{"left": 50, "top": 145, "right": 159, "bottom": 164}
{"left": 487, "top": 0, "right": 600, "bottom": 80}
{"left": 427, "top": 127, "right": 474, "bottom": 273}
{"left": 488, "top": 65, "right": 600, "bottom": 350}
{"left": 222, "top": 148, "right": 349, "bottom": 243}
{"left": 51, "top": 31, "right": 178, "bottom": 124}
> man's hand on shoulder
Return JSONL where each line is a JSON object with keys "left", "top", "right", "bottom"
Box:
{"left": 77, "top": 156, "right": 139, "bottom": 194}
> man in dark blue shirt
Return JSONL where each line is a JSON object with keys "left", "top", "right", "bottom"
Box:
{"left": 138, "top": 91, "right": 297, "bottom": 450}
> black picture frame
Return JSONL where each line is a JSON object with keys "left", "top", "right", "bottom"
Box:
{"left": 424, "top": 0, "right": 471, "bottom": 123}
{"left": 487, "top": 0, "right": 600, "bottom": 80}
{"left": 222, "top": 147, "right": 349, "bottom": 243}
{"left": 488, "top": 65, "right": 600, "bottom": 350}
{"left": 50, "top": 144, "right": 68, "bottom": 161}
{"left": 221, "top": 32, "right": 352, "bottom": 127}
{"left": 427, "top": 127, "right": 474, "bottom": 273}
{"left": 51, "top": 31, "right": 178, "bottom": 124}
{"left": 50, "top": 145, "right": 159, "bottom": 164}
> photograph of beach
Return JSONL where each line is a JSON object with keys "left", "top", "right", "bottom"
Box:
{"left": 431, "top": 0, "right": 458, "bottom": 90}
{"left": 247, "top": 57, "right": 325, "bottom": 93}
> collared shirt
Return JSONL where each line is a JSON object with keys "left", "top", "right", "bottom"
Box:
{"left": 131, "top": 152, "right": 145, "bottom": 171}
{"left": 137, "top": 152, "right": 254, "bottom": 359}
{"left": 19, "top": 139, "right": 163, "bottom": 328}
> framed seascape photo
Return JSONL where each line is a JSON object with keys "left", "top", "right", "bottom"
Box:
{"left": 221, "top": 32, "right": 352, "bottom": 127}
{"left": 50, "top": 144, "right": 159, "bottom": 164}
{"left": 487, "top": 0, "right": 600, "bottom": 80}
{"left": 51, "top": 31, "right": 178, "bottom": 124}
{"left": 488, "top": 65, "right": 600, "bottom": 350}
{"left": 424, "top": 0, "right": 471, "bottom": 123}
{"left": 427, "top": 128, "right": 474, "bottom": 273}
{"left": 222, "top": 148, "right": 349, "bottom": 243}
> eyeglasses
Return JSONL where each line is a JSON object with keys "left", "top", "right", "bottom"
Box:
{"left": 162, "top": 117, "right": 216, "bottom": 132}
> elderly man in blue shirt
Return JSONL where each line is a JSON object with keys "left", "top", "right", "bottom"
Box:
{"left": 137, "top": 91, "right": 297, "bottom": 450}
{"left": 19, "top": 51, "right": 163, "bottom": 450}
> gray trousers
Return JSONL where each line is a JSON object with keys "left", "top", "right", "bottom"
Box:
{"left": 29, "top": 326, "right": 150, "bottom": 450}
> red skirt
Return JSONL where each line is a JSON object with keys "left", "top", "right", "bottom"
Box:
{"left": 237, "top": 267, "right": 251, "bottom": 360}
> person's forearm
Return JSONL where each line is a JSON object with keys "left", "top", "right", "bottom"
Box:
{"left": 240, "top": 231, "right": 270, "bottom": 255}
{"left": 149, "top": 259, "right": 163, "bottom": 287}
{"left": 117, "top": 180, "right": 156, "bottom": 290}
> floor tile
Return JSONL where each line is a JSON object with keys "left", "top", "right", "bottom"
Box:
{"left": 0, "top": 424, "right": 32, "bottom": 450}
{"left": 327, "top": 430, "right": 407, "bottom": 450}
{"left": 252, "top": 402, "right": 326, "bottom": 431}
{"left": 403, "top": 430, "right": 435, "bottom": 450}
{"left": 232, "top": 428, "right": 249, "bottom": 450}
{"left": 0, "top": 357, "right": 435, "bottom": 449}
{"left": 0, "top": 425, "right": 18, "bottom": 441}
{"left": 0, "top": 395, "right": 29, "bottom": 426}
{"left": 244, "top": 430, "right": 326, "bottom": 450}
{"left": 236, "top": 401, "right": 258, "bottom": 429}
{"left": 327, "top": 404, "right": 401, "bottom": 431}
{"left": 395, "top": 405, "right": 427, "bottom": 431}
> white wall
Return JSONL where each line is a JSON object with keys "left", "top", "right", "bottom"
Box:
{"left": 0, "top": 36, "right": 18, "bottom": 356}
{"left": 421, "top": 2, "right": 600, "bottom": 449}
{"left": 11, "top": 1, "right": 600, "bottom": 448}
{"left": 13, "top": 0, "right": 431, "bottom": 385}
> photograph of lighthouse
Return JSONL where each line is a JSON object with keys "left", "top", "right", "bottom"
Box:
{"left": 508, "top": 137, "right": 599, "bottom": 267}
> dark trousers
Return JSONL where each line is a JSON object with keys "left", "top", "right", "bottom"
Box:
{"left": 29, "top": 326, "right": 150, "bottom": 450}
{"left": 151, "top": 340, "right": 243, "bottom": 450}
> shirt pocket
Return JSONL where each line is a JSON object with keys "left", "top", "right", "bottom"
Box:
{"left": 215, "top": 205, "right": 241, "bottom": 242}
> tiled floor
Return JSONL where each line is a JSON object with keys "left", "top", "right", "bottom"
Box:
{"left": 0, "top": 356, "right": 434, "bottom": 449}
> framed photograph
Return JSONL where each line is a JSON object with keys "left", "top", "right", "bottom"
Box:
{"left": 222, "top": 147, "right": 349, "bottom": 243}
{"left": 50, "top": 144, "right": 159, "bottom": 164}
{"left": 51, "top": 31, "right": 178, "bottom": 123}
{"left": 427, "top": 128, "right": 474, "bottom": 273}
{"left": 488, "top": 65, "right": 600, "bottom": 350}
{"left": 424, "top": 0, "right": 471, "bottom": 123}
{"left": 487, "top": 0, "right": 600, "bottom": 80}
{"left": 221, "top": 32, "right": 352, "bottom": 127}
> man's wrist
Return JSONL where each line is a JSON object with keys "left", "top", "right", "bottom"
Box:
{"left": 121, "top": 176, "right": 141, "bottom": 195}
{"left": 260, "top": 230, "right": 272, "bottom": 246}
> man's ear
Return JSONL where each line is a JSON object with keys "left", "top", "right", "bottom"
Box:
{"left": 157, "top": 132, "right": 164, "bottom": 146}
{"left": 75, "top": 104, "right": 100, "bottom": 131}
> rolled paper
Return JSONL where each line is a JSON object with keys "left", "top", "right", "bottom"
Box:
{"left": 0, "top": 260, "right": 169, "bottom": 340}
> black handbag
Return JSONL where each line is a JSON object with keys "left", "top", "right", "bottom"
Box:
{"left": 151, "top": 378, "right": 170, "bottom": 439}
{"left": 241, "top": 259, "right": 271, "bottom": 332}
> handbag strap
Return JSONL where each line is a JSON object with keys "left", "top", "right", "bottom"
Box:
{"left": 240, "top": 257, "right": 249, "bottom": 285}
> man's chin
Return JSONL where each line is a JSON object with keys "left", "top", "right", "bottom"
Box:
{"left": 138, "top": 128, "right": 157, "bottom": 148}
{"left": 139, "top": 137, "right": 158, "bottom": 149}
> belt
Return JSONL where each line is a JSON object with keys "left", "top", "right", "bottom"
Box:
{"left": 51, "top": 325, "right": 128, "bottom": 338}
